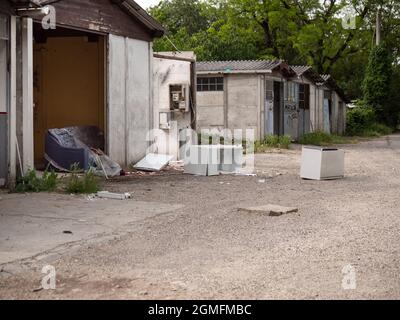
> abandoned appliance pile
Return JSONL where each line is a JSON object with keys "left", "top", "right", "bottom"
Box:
{"left": 44, "top": 126, "right": 122, "bottom": 177}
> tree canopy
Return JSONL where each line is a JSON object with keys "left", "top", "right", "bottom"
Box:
{"left": 149, "top": 0, "right": 400, "bottom": 102}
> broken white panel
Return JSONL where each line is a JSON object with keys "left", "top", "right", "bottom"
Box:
{"left": 97, "top": 191, "right": 132, "bottom": 200}
{"left": 134, "top": 153, "right": 174, "bottom": 172}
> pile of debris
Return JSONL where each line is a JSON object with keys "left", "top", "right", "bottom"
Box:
{"left": 45, "top": 126, "right": 122, "bottom": 178}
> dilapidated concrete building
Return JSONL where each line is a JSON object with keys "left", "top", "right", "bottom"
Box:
{"left": 152, "top": 51, "right": 196, "bottom": 160}
{"left": 196, "top": 60, "right": 348, "bottom": 141}
{"left": 0, "top": 0, "right": 164, "bottom": 186}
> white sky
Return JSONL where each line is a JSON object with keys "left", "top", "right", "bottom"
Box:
{"left": 136, "top": 0, "right": 161, "bottom": 9}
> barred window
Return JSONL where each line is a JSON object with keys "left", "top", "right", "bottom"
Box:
{"left": 197, "top": 77, "right": 224, "bottom": 92}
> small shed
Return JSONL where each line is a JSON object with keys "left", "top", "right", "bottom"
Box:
{"left": 196, "top": 60, "right": 348, "bottom": 141}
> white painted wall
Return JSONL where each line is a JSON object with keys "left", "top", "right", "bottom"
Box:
{"left": 0, "top": 40, "right": 6, "bottom": 113}
{"left": 153, "top": 53, "right": 193, "bottom": 159}
{"left": 21, "top": 18, "right": 33, "bottom": 173}
{"left": 108, "top": 35, "right": 152, "bottom": 166}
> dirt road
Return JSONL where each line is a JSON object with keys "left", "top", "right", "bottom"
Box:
{"left": 1, "top": 135, "right": 399, "bottom": 299}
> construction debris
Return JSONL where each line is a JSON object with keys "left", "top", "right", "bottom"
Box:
{"left": 96, "top": 191, "right": 132, "bottom": 200}
{"left": 45, "top": 126, "right": 122, "bottom": 177}
{"left": 134, "top": 153, "right": 174, "bottom": 172}
{"left": 238, "top": 204, "right": 299, "bottom": 217}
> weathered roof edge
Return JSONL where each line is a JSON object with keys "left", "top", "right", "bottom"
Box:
{"left": 8, "top": 0, "right": 165, "bottom": 37}
{"left": 196, "top": 59, "right": 349, "bottom": 102}
{"left": 197, "top": 60, "right": 294, "bottom": 76}
{"left": 319, "top": 75, "right": 350, "bottom": 103}
{"left": 112, "top": 0, "right": 165, "bottom": 37}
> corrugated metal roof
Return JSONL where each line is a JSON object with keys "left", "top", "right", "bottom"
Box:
{"left": 320, "top": 74, "right": 332, "bottom": 82}
{"left": 196, "top": 60, "right": 284, "bottom": 73}
{"left": 291, "top": 65, "right": 312, "bottom": 76}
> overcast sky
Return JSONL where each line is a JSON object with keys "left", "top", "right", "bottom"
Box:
{"left": 136, "top": 0, "right": 161, "bottom": 9}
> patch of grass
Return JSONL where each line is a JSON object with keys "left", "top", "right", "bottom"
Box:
{"left": 65, "top": 164, "right": 100, "bottom": 194}
{"left": 14, "top": 169, "right": 58, "bottom": 193}
{"left": 298, "top": 131, "right": 350, "bottom": 146}
{"left": 353, "top": 123, "right": 393, "bottom": 137}
{"left": 255, "top": 135, "right": 291, "bottom": 152}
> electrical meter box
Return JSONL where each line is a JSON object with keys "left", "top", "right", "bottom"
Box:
{"left": 170, "top": 84, "right": 190, "bottom": 112}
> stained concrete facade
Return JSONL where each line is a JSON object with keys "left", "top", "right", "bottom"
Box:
{"left": 152, "top": 52, "right": 195, "bottom": 159}
{"left": 197, "top": 63, "right": 347, "bottom": 141}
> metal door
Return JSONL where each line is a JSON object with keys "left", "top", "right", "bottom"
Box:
{"left": 284, "top": 81, "right": 299, "bottom": 140}
{"left": 265, "top": 80, "right": 274, "bottom": 136}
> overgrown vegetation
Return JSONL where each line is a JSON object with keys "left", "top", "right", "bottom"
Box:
{"left": 255, "top": 135, "right": 291, "bottom": 152}
{"left": 362, "top": 43, "right": 395, "bottom": 125}
{"left": 346, "top": 105, "right": 393, "bottom": 137}
{"left": 14, "top": 169, "right": 58, "bottom": 193}
{"left": 65, "top": 164, "right": 100, "bottom": 194}
{"left": 298, "top": 131, "right": 350, "bottom": 146}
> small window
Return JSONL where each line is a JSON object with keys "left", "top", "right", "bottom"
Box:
{"left": 197, "top": 77, "right": 224, "bottom": 92}
{"left": 299, "top": 84, "right": 310, "bottom": 110}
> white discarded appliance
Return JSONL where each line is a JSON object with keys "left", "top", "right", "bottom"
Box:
{"left": 300, "top": 146, "right": 345, "bottom": 180}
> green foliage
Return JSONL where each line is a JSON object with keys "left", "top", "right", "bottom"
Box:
{"left": 255, "top": 135, "right": 291, "bottom": 152}
{"left": 362, "top": 43, "right": 393, "bottom": 123}
{"left": 14, "top": 169, "right": 58, "bottom": 193}
{"left": 149, "top": 0, "right": 400, "bottom": 113}
{"left": 346, "top": 106, "right": 377, "bottom": 136}
{"left": 298, "top": 131, "right": 348, "bottom": 146}
{"left": 65, "top": 164, "right": 100, "bottom": 194}
{"left": 346, "top": 105, "right": 393, "bottom": 136}
{"left": 359, "top": 123, "right": 393, "bottom": 137}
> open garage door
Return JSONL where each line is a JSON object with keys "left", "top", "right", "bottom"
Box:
{"left": 33, "top": 25, "right": 105, "bottom": 167}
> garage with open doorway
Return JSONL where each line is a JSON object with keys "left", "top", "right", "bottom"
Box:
{"left": 33, "top": 24, "right": 105, "bottom": 168}
{"left": 5, "top": 0, "right": 164, "bottom": 185}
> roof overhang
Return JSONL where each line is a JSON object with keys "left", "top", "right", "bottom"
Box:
{"left": 8, "top": 0, "right": 165, "bottom": 38}
{"left": 197, "top": 70, "right": 273, "bottom": 75}
{"left": 111, "top": 0, "right": 164, "bottom": 37}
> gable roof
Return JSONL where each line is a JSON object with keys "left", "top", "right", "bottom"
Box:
{"left": 111, "top": 0, "right": 164, "bottom": 37}
{"left": 291, "top": 65, "right": 326, "bottom": 84}
{"left": 318, "top": 74, "right": 349, "bottom": 103}
{"left": 9, "top": 0, "right": 164, "bottom": 37}
{"left": 290, "top": 65, "right": 311, "bottom": 76}
{"left": 197, "top": 60, "right": 291, "bottom": 75}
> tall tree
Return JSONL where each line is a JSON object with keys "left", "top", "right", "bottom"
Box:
{"left": 362, "top": 43, "right": 393, "bottom": 122}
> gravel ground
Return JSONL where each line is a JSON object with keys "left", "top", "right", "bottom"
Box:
{"left": 0, "top": 135, "right": 400, "bottom": 299}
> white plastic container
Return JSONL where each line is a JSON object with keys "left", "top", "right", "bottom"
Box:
{"left": 301, "top": 146, "right": 345, "bottom": 180}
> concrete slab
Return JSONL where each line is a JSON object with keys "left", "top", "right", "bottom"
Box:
{"left": 0, "top": 193, "right": 183, "bottom": 265}
{"left": 238, "top": 204, "right": 298, "bottom": 217}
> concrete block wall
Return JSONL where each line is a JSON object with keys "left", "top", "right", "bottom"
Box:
{"left": 226, "top": 74, "right": 260, "bottom": 138}
{"left": 197, "top": 91, "right": 224, "bottom": 130}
